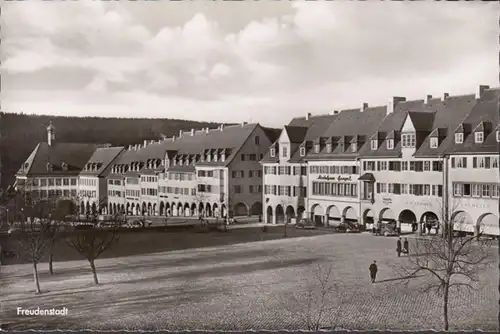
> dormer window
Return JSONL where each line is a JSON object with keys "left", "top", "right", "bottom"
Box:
{"left": 314, "top": 144, "right": 320, "bottom": 154}
{"left": 282, "top": 146, "right": 288, "bottom": 158}
{"left": 46, "top": 163, "right": 53, "bottom": 172}
{"left": 270, "top": 148, "right": 276, "bottom": 157}
{"left": 455, "top": 133, "right": 464, "bottom": 144}
{"left": 386, "top": 139, "right": 394, "bottom": 150}
{"left": 61, "top": 162, "right": 68, "bottom": 172}
{"left": 326, "top": 143, "right": 332, "bottom": 153}
{"left": 371, "top": 140, "right": 378, "bottom": 150}
{"left": 300, "top": 147, "right": 306, "bottom": 157}
{"left": 430, "top": 137, "right": 438, "bottom": 148}
{"left": 213, "top": 153, "right": 218, "bottom": 162}
{"left": 221, "top": 152, "right": 226, "bottom": 162}
{"left": 351, "top": 143, "right": 358, "bottom": 153}
{"left": 401, "top": 133, "right": 416, "bottom": 148}
{"left": 206, "top": 153, "right": 211, "bottom": 162}
{"left": 474, "top": 131, "right": 484, "bottom": 144}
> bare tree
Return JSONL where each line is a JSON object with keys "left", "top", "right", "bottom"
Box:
{"left": 282, "top": 261, "right": 353, "bottom": 330}
{"left": 391, "top": 200, "right": 494, "bottom": 330}
{"left": 8, "top": 195, "right": 55, "bottom": 294}
{"left": 65, "top": 207, "right": 123, "bottom": 285}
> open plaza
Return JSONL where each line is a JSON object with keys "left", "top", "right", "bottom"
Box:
{"left": 0, "top": 232, "right": 497, "bottom": 331}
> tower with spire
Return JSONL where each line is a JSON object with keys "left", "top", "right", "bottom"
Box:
{"left": 47, "top": 121, "right": 55, "bottom": 146}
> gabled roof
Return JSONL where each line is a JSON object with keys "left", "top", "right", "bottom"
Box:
{"left": 414, "top": 93, "right": 477, "bottom": 157}
{"left": 446, "top": 88, "right": 500, "bottom": 155}
{"left": 408, "top": 112, "right": 435, "bottom": 131}
{"left": 80, "top": 146, "right": 125, "bottom": 177}
{"left": 306, "top": 106, "right": 387, "bottom": 161}
{"left": 284, "top": 125, "right": 309, "bottom": 144}
{"left": 17, "top": 142, "right": 100, "bottom": 177}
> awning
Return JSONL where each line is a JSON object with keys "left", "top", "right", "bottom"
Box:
{"left": 358, "top": 173, "right": 375, "bottom": 182}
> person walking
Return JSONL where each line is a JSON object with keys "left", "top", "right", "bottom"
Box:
{"left": 396, "top": 238, "right": 402, "bottom": 257}
{"left": 403, "top": 238, "right": 409, "bottom": 255}
{"left": 369, "top": 261, "right": 378, "bottom": 283}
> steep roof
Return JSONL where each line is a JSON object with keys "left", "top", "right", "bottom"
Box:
{"left": 414, "top": 93, "right": 478, "bottom": 157}
{"left": 306, "top": 107, "right": 387, "bottom": 161}
{"left": 111, "top": 123, "right": 263, "bottom": 172}
{"left": 446, "top": 88, "right": 500, "bottom": 155}
{"left": 284, "top": 126, "right": 309, "bottom": 144}
{"left": 80, "top": 146, "right": 125, "bottom": 177}
{"left": 17, "top": 142, "right": 100, "bottom": 177}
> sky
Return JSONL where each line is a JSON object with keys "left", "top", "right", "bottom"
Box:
{"left": 1, "top": 0, "right": 498, "bottom": 127}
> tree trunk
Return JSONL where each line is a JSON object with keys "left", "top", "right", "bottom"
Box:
{"left": 89, "top": 259, "right": 99, "bottom": 285}
{"left": 48, "top": 240, "right": 55, "bottom": 275}
{"left": 33, "top": 261, "right": 41, "bottom": 294}
{"left": 443, "top": 284, "right": 449, "bottom": 331}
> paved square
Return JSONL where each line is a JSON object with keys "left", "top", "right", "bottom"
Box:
{"left": 0, "top": 234, "right": 498, "bottom": 331}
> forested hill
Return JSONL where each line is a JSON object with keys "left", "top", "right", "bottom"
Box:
{"left": 0, "top": 112, "right": 223, "bottom": 190}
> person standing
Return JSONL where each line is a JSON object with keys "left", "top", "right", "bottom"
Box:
{"left": 403, "top": 238, "right": 409, "bottom": 255}
{"left": 396, "top": 238, "right": 402, "bottom": 257}
{"left": 369, "top": 261, "right": 378, "bottom": 283}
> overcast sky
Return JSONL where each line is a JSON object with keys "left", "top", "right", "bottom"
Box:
{"left": 2, "top": 0, "right": 498, "bottom": 127}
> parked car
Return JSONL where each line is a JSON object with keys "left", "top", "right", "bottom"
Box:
{"left": 295, "top": 218, "right": 316, "bottom": 229}
{"left": 126, "top": 220, "right": 144, "bottom": 229}
{"left": 380, "top": 222, "right": 398, "bottom": 236}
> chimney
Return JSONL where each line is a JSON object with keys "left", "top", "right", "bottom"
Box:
{"left": 191, "top": 128, "right": 195, "bottom": 136}
{"left": 425, "top": 94, "right": 433, "bottom": 104}
{"left": 329, "top": 110, "right": 338, "bottom": 115}
{"left": 306, "top": 112, "right": 312, "bottom": 120}
{"left": 47, "top": 121, "right": 55, "bottom": 146}
{"left": 387, "top": 96, "right": 406, "bottom": 115}
{"left": 178, "top": 130, "right": 183, "bottom": 138}
{"left": 172, "top": 135, "right": 176, "bottom": 142}
{"left": 361, "top": 103, "right": 368, "bottom": 112}
{"left": 220, "top": 124, "right": 224, "bottom": 131}
{"left": 150, "top": 140, "right": 155, "bottom": 145}
{"left": 241, "top": 122, "right": 247, "bottom": 127}
{"left": 475, "top": 85, "right": 490, "bottom": 99}
{"left": 143, "top": 140, "right": 148, "bottom": 148}
{"left": 442, "top": 92, "right": 449, "bottom": 101}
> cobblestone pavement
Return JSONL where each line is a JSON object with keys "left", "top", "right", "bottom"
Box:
{"left": 0, "top": 234, "right": 497, "bottom": 331}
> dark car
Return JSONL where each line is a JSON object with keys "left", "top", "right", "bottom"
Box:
{"left": 295, "top": 218, "right": 316, "bottom": 229}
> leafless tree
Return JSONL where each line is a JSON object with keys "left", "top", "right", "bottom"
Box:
{"left": 65, "top": 207, "right": 123, "bottom": 285}
{"left": 7, "top": 194, "right": 56, "bottom": 294}
{"left": 390, "top": 200, "right": 494, "bottom": 330}
{"left": 282, "top": 261, "right": 353, "bottom": 330}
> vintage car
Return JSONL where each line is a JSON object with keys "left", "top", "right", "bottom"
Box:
{"left": 295, "top": 218, "right": 316, "bottom": 229}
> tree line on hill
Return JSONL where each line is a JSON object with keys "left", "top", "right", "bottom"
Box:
{"left": 0, "top": 112, "right": 223, "bottom": 190}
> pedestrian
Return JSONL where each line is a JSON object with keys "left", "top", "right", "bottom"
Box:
{"left": 403, "top": 238, "right": 409, "bottom": 255}
{"left": 396, "top": 238, "right": 402, "bottom": 257}
{"left": 369, "top": 261, "right": 378, "bottom": 283}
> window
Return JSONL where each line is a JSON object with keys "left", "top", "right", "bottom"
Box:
{"left": 386, "top": 139, "right": 394, "bottom": 150}
{"left": 492, "top": 157, "right": 499, "bottom": 168}
{"left": 455, "top": 133, "right": 463, "bottom": 144}
{"left": 423, "top": 161, "right": 430, "bottom": 171}
{"left": 255, "top": 136, "right": 260, "bottom": 145}
{"left": 430, "top": 137, "right": 438, "bottom": 148}
{"left": 453, "top": 183, "right": 462, "bottom": 196}
{"left": 482, "top": 184, "right": 490, "bottom": 197}
{"left": 472, "top": 184, "right": 481, "bottom": 197}
{"left": 270, "top": 148, "right": 276, "bottom": 157}
{"left": 371, "top": 140, "right": 378, "bottom": 150}
{"left": 326, "top": 143, "right": 332, "bottom": 153}
{"left": 282, "top": 146, "right": 288, "bottom": 158}
{"left": 351, "top": 143, "right": 357, "bottom": 152}
{"left": 497, "top": 131, "right": 500, "bottom": 142}
{"left": 249, "top": 154, "right": 257, "bottom": 161}
{"left": 300, "top": 147, "right": 306, "bottom": 156}
{"left": 462, "top": 183, "right": 471, "bottom": 196}
{"left": 241, "top": 154, "right": 246, "bottom": 161}
{"left": 402, "top": 133, "right": 416, "bottom": 148}
{"left": 55, "top": 178, "right": 62, "bottom": 186}
{"left": 474, "top": 132, "right": 484, "bottom": 143}
{"left": 314, "top": 144, "right": 320, "bottom": 154}
{"left": 492, "top": 184, "right": 499, "bottom": 198}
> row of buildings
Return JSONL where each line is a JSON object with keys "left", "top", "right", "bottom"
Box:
{"left": 14, "top": 85, "right": 499, "bottom": 236}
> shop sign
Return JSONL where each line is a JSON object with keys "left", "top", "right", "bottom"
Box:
{"left": 405, "top": 201, "right": 432, "bottom": 207}
{"left": 382, "top": 197, "right": 392, "bottom": 205}
{"left": 462, "top": 203, "right": 490, "bottom": 210}
{"left": 317, "top": 175, "right": 353, "bottom": 182}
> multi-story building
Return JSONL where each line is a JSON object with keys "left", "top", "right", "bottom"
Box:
{"left": 261, "top": 113, "right": 338, "bottom": 224}
{"left": 78, "top": 146, "right": 124, "bottom": 215}
{"left": 107, "top": 123, "right": 278, "bottom": 219}
{"left": 15, "top": 122, "right": 99, "bottom": 205}
{"left": 445, "top": 86, "right": 499, "bottom": 236}
{"left": 305, "top": 104, "right": 388, "bottom": 226}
